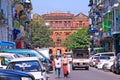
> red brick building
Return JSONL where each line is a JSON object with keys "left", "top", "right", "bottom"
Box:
{"left": 42, "top": 12, "right": 89, "bottom": 55}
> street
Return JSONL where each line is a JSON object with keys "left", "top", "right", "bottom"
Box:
{"left": 48, "top": 67, "right": 120, "bottom": 80}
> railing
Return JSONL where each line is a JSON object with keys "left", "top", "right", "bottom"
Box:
{"left": 51, "top": 27, "right": 80, "bottom": 30}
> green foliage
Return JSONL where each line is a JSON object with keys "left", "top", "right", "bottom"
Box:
{"left": 14, "top": 0, "right": 21, "bottom": 6}
{"left": 31, "top": 22, "right": 54, "bottom": 48}
{"left": 64, "top": 27, "right": 91, "bottom": 50}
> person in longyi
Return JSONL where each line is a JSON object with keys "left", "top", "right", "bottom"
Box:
{"left": 62, "top": 54, "right": 69, "bottom": 79}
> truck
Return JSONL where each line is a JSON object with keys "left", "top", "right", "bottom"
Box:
{"left": 72, "top": 48, "right": 89, "bottom": 70}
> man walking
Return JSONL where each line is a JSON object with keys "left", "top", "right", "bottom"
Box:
{"left": 54, "top": 55, "right": 62, "bottom": 80}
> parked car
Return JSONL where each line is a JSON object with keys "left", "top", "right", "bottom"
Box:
{"left": 6, "top": 57, "right": 48, "bottom": 80}
{"left": 89, "top": 56, "right": 99, "bottom": 67}
{"left": 94, "top": 52, "right": 115, "bottom": 58}
{"left": 37, "top": 48, "right": 50, "bottom": 59}
{"left": 96, "top": 56, "right": 110, "bottom": 69}
{"left": 0, "top": 49, "right": 53, "bottom": 72}
{"left": 112, "top": 53, "right": 120, "bottom": 74}
{"left": 0, "top": 53, "right": 20, "bottom": 69}
{"left": 0, "top": 69, "right": 35, "bottom": 80}
{"left": 64, "top": 52, "right": 73, "bottom": 63}
{"left": 102, "top": 56, "right": 115, "bottom": 71}
{"left": 67, "top": 54, "right": 73, "bottom": 63}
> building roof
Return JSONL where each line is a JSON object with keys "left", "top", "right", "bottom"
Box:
{"left": 42, "top": 12, "right": 88, "bottom": 20}
{"left": 74, "top": 12, "right": 89, "bottom": 19}
{"left": 41, "top": 12, "right": 74, "bottom": 20}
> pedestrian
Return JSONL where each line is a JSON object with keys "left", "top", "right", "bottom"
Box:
{"left": 62, "top": 54, "right": 69, "bottom": 79}
{"left": 54, "top": 55, "right": 62, "bottom": 80}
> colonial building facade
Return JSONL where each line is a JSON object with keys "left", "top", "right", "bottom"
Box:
{"left": 42, "top": 11, "right": 89, "bottom": 55}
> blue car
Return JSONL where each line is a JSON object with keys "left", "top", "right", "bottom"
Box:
{"left": 0, "top": 49, "right": 53, "bottom": 72}
{"left": 0, "top": 69, "right": 35, "bottom": 80}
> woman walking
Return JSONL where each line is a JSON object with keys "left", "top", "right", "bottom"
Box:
{"left": 54, "top": 55, "right": 62, "bottom": 80}
{"left": 62, "top": 54, "right": 69, "bottom": 79}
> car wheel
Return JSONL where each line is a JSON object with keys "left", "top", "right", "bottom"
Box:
{"left": 115, "top": 68, "right": 120, "bottom": 74}
{"left": 102, "top": 64, "right": 107, "bottom": 71}
{"left": 111, "top": 65, "right": 115, "bottom": 73}
{"left": 110, "top": 65, "right": 114, "bottom": 72}
{"left": 72, "top": 66, "right": 75, "bottom": 70}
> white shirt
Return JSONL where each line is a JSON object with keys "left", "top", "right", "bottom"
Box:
{"left": 54, "top": 58, "right": 61, "bottom": 68}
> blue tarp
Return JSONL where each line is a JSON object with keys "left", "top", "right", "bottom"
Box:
{"left": 0, "top": 41, "right": 16, "bottom": 46}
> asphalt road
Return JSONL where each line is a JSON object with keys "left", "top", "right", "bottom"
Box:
{"left": 48, "top": 67, "right": 120, "bottom": 80}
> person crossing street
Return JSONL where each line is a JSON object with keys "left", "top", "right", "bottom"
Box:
{"left": 62, "top": 54, "right": 69, "bottom": 79}
{"left": 54, "top": 55, "right": 62, "bottom": 80}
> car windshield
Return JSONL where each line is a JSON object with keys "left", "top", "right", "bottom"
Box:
{"left": 73, "top": 53, "right": 89, "bottom": 58}
{"left": 35, "top": 50, "right": 50, "bottom": 63}
{"left": 99, "top": 56, "right": 110, "bottom": 60}
{"left": 9, "top": 61, "right": 41, "bottom": 72}
{"left": 94, "top": 56, "right": 99, "bottom": 59}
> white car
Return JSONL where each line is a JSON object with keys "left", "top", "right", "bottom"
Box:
{"left": 6, "top": 57, "right": 48, "bottom": 80}
{"left": 89, "top": 55, "right": 99, "bottom": 67}
{"left": 67, "top": 55, "right": 72, "bottom": 63}
{"left": 96, "top": 56, "right": 110, "bottom": 69}
{"left": 102, "top": 57, "right": 116, "bottom": 71}
{"left": 0, "top": 53, "right": 20, "bottom": 69}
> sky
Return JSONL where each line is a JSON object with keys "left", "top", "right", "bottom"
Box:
{"left": 31, "top": 0, "right": 90, "bottom": 16}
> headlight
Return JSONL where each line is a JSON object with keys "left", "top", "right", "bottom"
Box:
{"left": 21, "top": 77, "right": 32, "bottom": 80}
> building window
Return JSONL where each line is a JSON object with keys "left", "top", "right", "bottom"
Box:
{"left": 68, "top": 21, "right": 71, "bottom": 27}
{"left": 55, "top": 21, "right": 58, "bottom": 27}
{"left": 79, "top": 21, "right": 82, "bottom": 26}
{"left": 59, "top": 21, "right": 62, "bottom": 27}
{"left": 64, "top": 21, "right": 67, "bottom": 27}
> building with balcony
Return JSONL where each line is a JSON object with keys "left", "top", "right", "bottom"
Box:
{"left": 88, "top": 0, "right": 120, "bottom": 55}
{"left": 0, "top": 0, "right": 15, "bottom": 48}
{"left": 0, "top": 0, "right": 32, "bottom": 49}
{"left": 12, "top": 0, "right": 32, "bottom": 49}
{"left": 41, "top": 11, "right": 89, "bottom": 55}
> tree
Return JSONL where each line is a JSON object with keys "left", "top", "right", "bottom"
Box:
{"left": 30, "top": 18, "right": 54, "bottom": 48}
{"left": 64, "top": 27, "right": 91, "bottom": 50}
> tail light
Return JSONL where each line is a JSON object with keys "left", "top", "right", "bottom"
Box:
{"left": 97, "top": 59, "right": 100, "bottom": 62}
{"left": 93, "top": 60, "right": 97, "bottom": 62}
{"left": 93, "top": 59, "right": 100, "bottom": 62}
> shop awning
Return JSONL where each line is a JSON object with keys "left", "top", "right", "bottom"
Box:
{"left": 94, "top": 47, "right": 104, "bottom": 50}
{"left": 64, "top": 51, "right": 72, "bottom": 54}
{"left": 0, "top": 41, "right": 16, "bottom": 46}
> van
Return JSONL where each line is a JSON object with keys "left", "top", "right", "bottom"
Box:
{"left": 0, "top": 49, "right": 53, "bottom": 72}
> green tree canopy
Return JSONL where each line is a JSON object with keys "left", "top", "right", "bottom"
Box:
{"left": 64, "top": 27, "right": 91, "bottom": 50}
{"left": 30, "top": 22, "right": 54, "bottom": 48}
